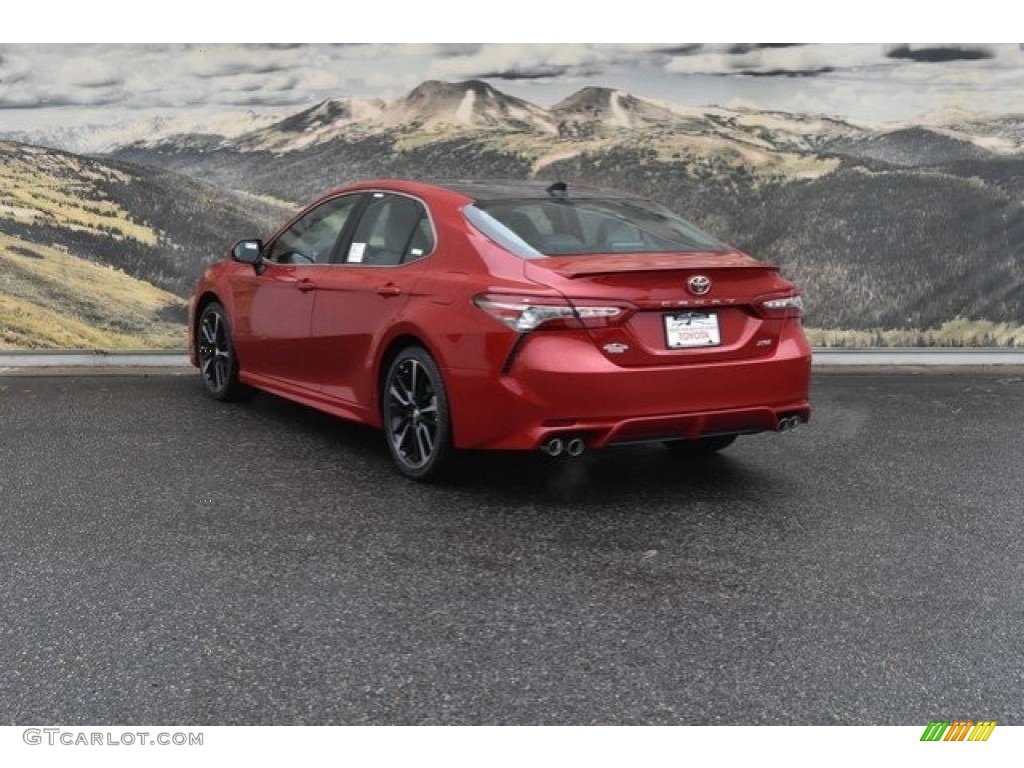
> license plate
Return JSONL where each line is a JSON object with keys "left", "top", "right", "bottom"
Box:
{"left": 664, "top": 312, "right": 721, "bottom": 348}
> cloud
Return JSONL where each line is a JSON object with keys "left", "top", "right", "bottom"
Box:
{"left": 190, "top": 57, "right": 293, "bottom": 79}
{"left": 0, "top": 92, "right": 123, "bottom": 109}
{"left": 363, "top": 70, "right": 420, "bottom": 91}
{"left": 2, "top": 43, "right": 1024, "bottom": 130}
{"left": 0, "top": 61, "right": 29, "bottom": 85}
{"left": 666, "top": 44, "right": 887, "bottom": 77}
{"left": 57, "top": 55, "right": 123, "bottom": 89}
{"left": 0, "top": 98, "right": 41, "bottom": 109}
{"left": 213, "top": 92, "right": 309, "bottom": 107}
{"left": 735, "top": 67, "right": 834, "bottom": 78}
{"left": 476, "top": 65, "right": 577, "bottom": 80}
{"left": 425, "top": 44, "right": 613, "bottom": 82}
{"left": 244, "top": 43, "right": 307, "bottom": 51}
{"left": 0, "top": 50, "right": 37, "bottom": 88}
{"left": 886, "top": 45, "right": 994, "bottom": 63}
{"left": 727, "top": 43, "right": 805, "bottom": 55}
{"left": 346, "top": 43, "right": 450, "bottom": 60}
{"left": 650, "top": 44, "right": 704, "bottom": 56}
{"left": 435, "top": 44, "right": 484, "bottom": 58}
{"left": 205, "top": 72, "right": 300, "bottom": 93}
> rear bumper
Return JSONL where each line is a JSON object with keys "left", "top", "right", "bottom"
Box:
{"left": 445, "top": 323, "right": 812, "bottom": 450}
{"left": 562, "top": 404, "right": 810, "bottom": 449}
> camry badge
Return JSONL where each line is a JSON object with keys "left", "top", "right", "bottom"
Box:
{"left": 603, "top": 342, "right": 630, "bottom": 355}
{"left": 688, "top": 275, "right": 712, "bottom": 296}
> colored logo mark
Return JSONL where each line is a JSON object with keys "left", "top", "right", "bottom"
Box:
{"left": 920, "top": 720, "right": 996, "bottom": 742}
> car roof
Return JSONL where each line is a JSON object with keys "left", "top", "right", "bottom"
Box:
{"left": 432, "top": 179, "right": 642, "bottom": 203}
{"left": 316, "top": 178, "right": 648, "bottom": 210}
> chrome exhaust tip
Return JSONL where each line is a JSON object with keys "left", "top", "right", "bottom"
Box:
{"left": 777, "top": 415, "right": 801, "bottom": 432}
{"left": 542, "top": 437, "right": 565, "bottom": 456}
{"left": 566, "top": 437, "right": 586, "bottom": 457}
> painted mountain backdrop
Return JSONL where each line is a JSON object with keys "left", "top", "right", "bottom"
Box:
{"left": 3, "top": 79, "right": 1024, "bottom": 348}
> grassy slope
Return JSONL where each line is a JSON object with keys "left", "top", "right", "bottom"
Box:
{"left": 0, "top": 141, "right": 186, "bottom": 348}
{"left": 0, "top": 142, "right": 158, "bottom": 244}
{"left": 806, "top": 320, "right": 1024, "bottom": 348}
{"left": 0, "top": 140, "right": 296, "bottom": 350}
{"left": 0, "top": 233, "right": 185, "bottom": 349}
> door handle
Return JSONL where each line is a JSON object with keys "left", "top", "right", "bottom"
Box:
{"left": 296, "top": 278, "right": 316, "bottom": 292}
{"left": 376, "top": 284, "right": 402, "bottom": 297}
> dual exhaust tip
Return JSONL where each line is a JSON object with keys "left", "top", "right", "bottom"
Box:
{"left": 777, "top": 415, "right": 802, "bottom": 433}
{"left": 544, "top": 417, "right": 799, "bottom": 454}
{"left": 541, "top": 436, "right": 586, "bottom": 457}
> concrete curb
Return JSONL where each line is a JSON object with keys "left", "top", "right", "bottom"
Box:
{"left": 1, "top": 348, "right": 1024, "bottom": 373}
{"left": 0, "top": 351, "right": 191, "bottom": 369}
{"left": 811, "top": 349, "right": 1024, "bottom": 366}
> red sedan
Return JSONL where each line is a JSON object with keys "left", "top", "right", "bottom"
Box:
{"left": 189, "top": 179, "right": 811, "bottom": 480}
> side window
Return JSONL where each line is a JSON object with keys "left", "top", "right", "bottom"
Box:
{"left": 345, "top": 193, "right": 434, "bottom": 266}
{"left": 267, "top": 195, "right": 361, "bottom": 265}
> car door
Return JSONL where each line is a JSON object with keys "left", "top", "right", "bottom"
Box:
{"left": 309, "top": 191, "right": 435, "bottom": 407}
{"left": 231, "top": 193, "right": 363, "bottom": 390}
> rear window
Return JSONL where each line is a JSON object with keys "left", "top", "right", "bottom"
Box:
{"left": 463, "top": 197, "right": 726, "bottom": 258}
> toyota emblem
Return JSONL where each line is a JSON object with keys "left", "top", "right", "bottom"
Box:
{"left": 688, "top": 275, "right": 712, "bottom": 296}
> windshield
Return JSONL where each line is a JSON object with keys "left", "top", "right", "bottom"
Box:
{"left": 464, "top": 197, "right": 727, "bottom": 258}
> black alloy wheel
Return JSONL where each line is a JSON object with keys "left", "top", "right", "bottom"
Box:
{"left": 197, "top": 302, "right": 247, "bottom": 401}
{"left": 383, "top": 347, "right": 453, "bottom": 481}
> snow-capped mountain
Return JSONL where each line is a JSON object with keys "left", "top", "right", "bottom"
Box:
{"left": 2, "top": 110, "right": 280, "bottom": 155}
{"left": 14, "top": 79, "right": 1020, "bottom": 164}
{"left": 200, "top": 80, "right": 872, "bottom": 158}
{"left": 237, "top": 97, "right": 386, "bottom": 153}
{"left": 224, "top": 80, "right": 560, "bottom": 155}
{"left": 551, "top": 86, "right": 679, "bottom": 130}
{"left": 380, "top": 79, "right": 558, "bottom": 134}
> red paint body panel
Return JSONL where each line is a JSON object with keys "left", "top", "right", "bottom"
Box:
{"left": 440, "top": 322, "right": 811, "bottom": 449}
{"left": 189, "top": 179, "right": 811, "bottom": 456}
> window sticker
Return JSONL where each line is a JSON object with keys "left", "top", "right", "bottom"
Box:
{"left": 348, "top": 242, "right": 366, "bottom": 263}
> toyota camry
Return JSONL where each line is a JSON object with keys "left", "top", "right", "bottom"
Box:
{"left": 189, "top": 179, "right": 811, "bottom": 480}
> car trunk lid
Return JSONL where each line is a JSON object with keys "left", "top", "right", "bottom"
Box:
{"left": 523, "top": 251, "right": 798, "bottom": 366}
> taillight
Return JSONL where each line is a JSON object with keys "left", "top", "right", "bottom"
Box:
{"left": 474, "top": 293, "right": 630, "bottom": 332}
{"left": 755, "top": 294, "right": 804, "bottom": 319}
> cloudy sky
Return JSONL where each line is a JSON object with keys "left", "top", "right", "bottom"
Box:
{"left": 2, "top": 43, "right": 1023, "bottom": 132}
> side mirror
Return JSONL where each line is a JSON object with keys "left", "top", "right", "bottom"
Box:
{"left": 231, "top": 239, "right": 264, "bottom": 265}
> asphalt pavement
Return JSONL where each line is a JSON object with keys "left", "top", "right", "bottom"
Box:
{"left": 1, "top": 371, "right": 1022, "bottom": 725}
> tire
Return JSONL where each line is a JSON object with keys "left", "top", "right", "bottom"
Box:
{"left": 196, "top": 301, "right": 248, "bottom": 402}
{"left": 382, "top": 347, "right": 454, "bottom": 481}
{"left": 663, "top": 434, "right": 737, "bottom": 456}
